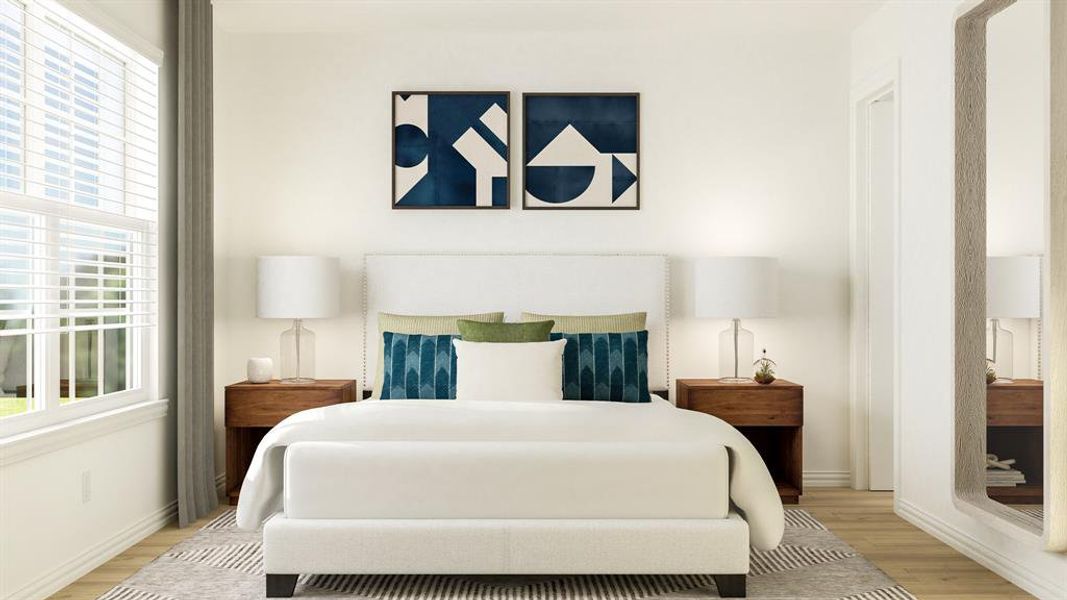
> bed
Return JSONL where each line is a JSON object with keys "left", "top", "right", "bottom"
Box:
{"left": 236, "top": 254, "right": 784, "bottom": 598}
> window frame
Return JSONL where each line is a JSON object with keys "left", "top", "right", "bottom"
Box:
{"left": 0, "top": 0, "right": 159, "bottom": 439}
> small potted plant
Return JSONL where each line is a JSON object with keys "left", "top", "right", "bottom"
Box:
{"left": 753, "top": 349, "right": 777, "bottom": 385}
{"left": 986, "top": 359, "right": 997, "bottom": 385}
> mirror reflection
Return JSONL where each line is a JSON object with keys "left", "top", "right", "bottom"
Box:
{"left": 984, "top": 0, "right": 1047, "bottom": 518}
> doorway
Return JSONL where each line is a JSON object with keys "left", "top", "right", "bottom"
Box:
{"left": 850, "top": 71, "right": 899, "bottom": 492}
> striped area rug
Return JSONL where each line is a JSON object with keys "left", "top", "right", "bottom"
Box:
{"left": 98, "top": 509, "right": 915, "bottom": 600}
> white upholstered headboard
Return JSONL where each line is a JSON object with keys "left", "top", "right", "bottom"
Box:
{"left": 363, "top": 254, "right": 670, "bottom": 392}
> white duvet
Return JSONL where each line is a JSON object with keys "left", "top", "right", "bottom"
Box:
{"left": 236, "top": 398, "right": 784, "bottom": 550}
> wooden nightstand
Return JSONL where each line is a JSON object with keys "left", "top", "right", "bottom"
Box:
{"left": 987, "top": 379, "right": 1043, "bottom": 505}
{"left": 676, "top": 379, "right": 804, "bottom": 504}
{"left": 225, "top": 379, "right": 357, "bottom": 505}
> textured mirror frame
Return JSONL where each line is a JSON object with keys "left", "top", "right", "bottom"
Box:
{"left": 955, "top": 0, "right": 1067, "bottom": 549}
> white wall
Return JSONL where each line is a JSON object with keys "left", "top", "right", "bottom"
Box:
{"left": 212, "top": 1, "right": 874, "bottom": 486}
{"left": 988, "top": 0, "right": 1047, "bottom": 257}
{"left": 0, "top": 2, "right": 178, "bottom": 599}
{"left": 987, "top": 0, "right": 1048, "bottom": 378}
{"left": 852, "top": 1, "right": 1066, "bottom": 598}
{"left": 0, "top": 415, "right": 173, "bottom": 599}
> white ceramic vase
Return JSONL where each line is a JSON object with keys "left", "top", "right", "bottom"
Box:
{"left": 247, "top": 357, "right": 273, "bottom": 383}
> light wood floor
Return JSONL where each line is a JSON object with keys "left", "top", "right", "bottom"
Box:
{"left": 801, "top": 489, "right": 1033, "bottom": 600}
{"left": 50, "top": 488, "right": 1032, "bottom": 600}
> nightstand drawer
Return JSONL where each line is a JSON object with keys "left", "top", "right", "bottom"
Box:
{"left": 987, "top": 382, "right": 1042, "bottom": 426}
{"left": 683, "top": 388, "right": 802, "bottom": 426}
{"left": 225, "top": 388, "right": 346, "bottom": 427}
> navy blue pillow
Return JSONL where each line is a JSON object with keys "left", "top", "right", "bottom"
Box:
{"left": 550, "top": 331, "right": 650, "bottom": 402}
{"left": 380, "top": 332, "right": 458, "bottom": 399}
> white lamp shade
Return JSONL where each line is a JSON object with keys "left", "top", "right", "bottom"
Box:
{"left": 986, "top": 256, "right": 1040, "bottom": 318}
{"left": 694, "top": 257, "right": 779, "bottom": 318}
{"left": 256, "top": 256, "right": 340, "bottom": 319}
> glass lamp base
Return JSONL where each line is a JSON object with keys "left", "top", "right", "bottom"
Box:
{"left": 986, "top": 319, "right": 1014, "bottom": 382}
{"left": 717, "top": 319, "right": 755, "bottom": 380}
{"left": 280, "top": 319, "right": 316, "bottom": 383}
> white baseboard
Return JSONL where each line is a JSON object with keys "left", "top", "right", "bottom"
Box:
{"left": 897, "top": 498, "right": 1064, "bottom": 600}
{"left": 803, "top": 470, "right": 851, "bottom": 487}
{"left": 6, "top": 499, "right": 177, "bottom": 600}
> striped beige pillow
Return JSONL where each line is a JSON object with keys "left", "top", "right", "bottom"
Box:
{"left": 372, "top": 312, "right": 504, "bottom": 398}
{"left": 520, "top": 312, "right": 646, "bottom": 333}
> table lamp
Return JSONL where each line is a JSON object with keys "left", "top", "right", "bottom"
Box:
{"left": 986, "top": 256, "right": 1040, "bottom": 384}
{"left": 256, "top": 256, "right": 340, "bottom": 383}
{"left": 694, "top": 257, "right": 780, "bottom": 382}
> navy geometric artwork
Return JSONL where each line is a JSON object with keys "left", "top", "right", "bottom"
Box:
{"left": 393, "top": 92, "right": 510, "bottom": 209}
{"left": 523, "top": 93, "right": 639, "bottom": 209}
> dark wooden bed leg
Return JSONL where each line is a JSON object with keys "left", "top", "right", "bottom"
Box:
{"left": 266, "top": 574, "right": 298, "bottom": 598}
{"left": 712, "top": 574, "right": 746, "bottom": 598}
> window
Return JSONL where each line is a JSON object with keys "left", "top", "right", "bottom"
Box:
{"left": 0, "top": 0, "right": 158, "bottom": 436}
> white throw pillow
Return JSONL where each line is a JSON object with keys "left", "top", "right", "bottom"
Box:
{"left": 452, "top": 339, "right": 567, "bottom": 402}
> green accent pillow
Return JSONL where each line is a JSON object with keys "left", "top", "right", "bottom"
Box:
{"left": 372, "top": 312, "right": 504, "bottom": 398}
{"left": 457, "top": 320, "right": 555, "bottom": 343}
{"left": 520, "top": 312, "right": 646, "bottom": 333}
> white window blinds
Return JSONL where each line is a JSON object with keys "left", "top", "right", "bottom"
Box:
{"left": 0, "top": 0, "right": 158, "bottom": 428}
{"left": 1, "top": 0, "right": 158, "bottom": 214}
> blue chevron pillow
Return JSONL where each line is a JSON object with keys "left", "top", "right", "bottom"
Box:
{"left": 550, "top": 331, "right": 650, "bottom": 403}
{"left": 380, "top": 332, "right": 458, "bottom": 399}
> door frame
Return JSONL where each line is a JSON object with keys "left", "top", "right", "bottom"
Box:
{"left": 849, "top": 62, "right": 901, "bottom": 492}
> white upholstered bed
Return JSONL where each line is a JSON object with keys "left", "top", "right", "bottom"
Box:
{"left": 236, "top": 254, "right": 784, "bottom": 598}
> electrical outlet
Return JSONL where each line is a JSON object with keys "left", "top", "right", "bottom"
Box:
{"left": 81, "top": 470, "right": 91, "bottom": 504}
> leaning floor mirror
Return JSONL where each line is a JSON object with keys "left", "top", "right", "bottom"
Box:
{"left": 955, "top": 0, "right": 1066, "bottom": 550}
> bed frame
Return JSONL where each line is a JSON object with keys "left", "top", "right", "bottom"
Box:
{"left": 264, "top": 254, "right": 749, "bottom": 598}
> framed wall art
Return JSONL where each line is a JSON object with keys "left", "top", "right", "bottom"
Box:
{"left": 523, "top": 93, "right": 639, "bottom": 210}
{"left": 392, "top": 91, "right": 510, "bottom": 209}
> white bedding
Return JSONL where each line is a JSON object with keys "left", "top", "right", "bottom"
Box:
{"left": 236, "top": 398, "right": 785, "bottom": 551}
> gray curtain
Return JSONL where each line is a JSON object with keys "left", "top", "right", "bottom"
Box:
{"left": 177, "top": 0, "right": 217, "bottom": 527}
